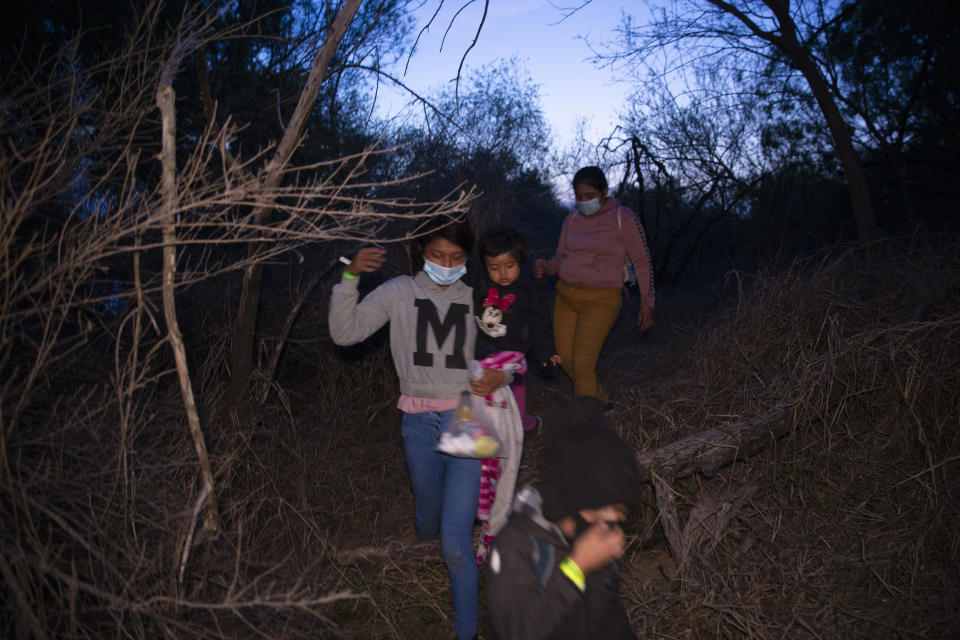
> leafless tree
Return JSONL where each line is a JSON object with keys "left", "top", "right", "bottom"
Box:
{"left": 588, "top": 0, "right": 880, "bottom": 241}
{"left": 588, "top": 72, "right": 764, "bottom": 284}
{"left": 0, "top": 1, "right": 478, "bottom": 635}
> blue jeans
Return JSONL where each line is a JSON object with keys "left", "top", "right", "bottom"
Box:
{"left": 401, "top": 409, "right": 481, "bottom": 640}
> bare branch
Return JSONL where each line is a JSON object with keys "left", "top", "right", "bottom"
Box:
{"left": 704, "top": 0, "right": 783, "bottom": 46}
{"left": 156, "top": 76, "right": 220, "bottom": 538}
{"left": 449, "top": 0, "right": 488, "bottom": 114}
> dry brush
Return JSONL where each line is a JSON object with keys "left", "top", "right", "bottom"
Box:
{"left": 0, "top": 2, "right": 474, "bottom": 637}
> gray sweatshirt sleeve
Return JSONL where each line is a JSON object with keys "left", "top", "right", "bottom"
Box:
{"left": 328, "top": 274, "right": 392, "bottom": 346}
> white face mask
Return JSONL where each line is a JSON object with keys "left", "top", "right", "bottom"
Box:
{"left": 576, "top": 198, "right": 602, "bottom": 216}
{"left": 423, "top": 258, "right": 466, "bottom": 285}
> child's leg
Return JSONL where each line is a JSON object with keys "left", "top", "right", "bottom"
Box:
{"left": 441, "top": 446, "right": 482, "bottom": 640}
{"left": 475, "top": 457, "right": 501, "bottom": 564}
{"left": 476, "top": 458, "right": 500, "bottom": 521}
{"left": 400, "top": 411, "right": 446, "bottom": 539}
{"left": 509, "top": 372, "right": 538, "bottom": 431}
{"left": 401, "top": 411, "right": 482, "bottom": 640}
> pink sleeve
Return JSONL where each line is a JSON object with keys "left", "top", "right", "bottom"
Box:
{"left": 621, "top": 208, "right": 656, "bottom": 309}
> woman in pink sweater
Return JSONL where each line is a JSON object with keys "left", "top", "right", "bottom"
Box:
{"left": 534, "top": 166, "right": 655, "bottom": 402}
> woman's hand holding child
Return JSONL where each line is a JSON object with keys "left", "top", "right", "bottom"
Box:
{"left": 533, "top": 258, "right": 548, "bottom": 278}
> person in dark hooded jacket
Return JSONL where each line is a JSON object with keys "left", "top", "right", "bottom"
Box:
{"left": 485, "top": 396, "right": 641, "bottom": 640}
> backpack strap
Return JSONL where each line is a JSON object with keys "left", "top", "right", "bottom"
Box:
{"left": 617, "top": 207, "right": 637, "bottom": 286}
{"left": 530, "top": 534, "right": 556, "bottom": 586}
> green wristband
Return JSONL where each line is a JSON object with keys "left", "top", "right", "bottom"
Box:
{"left": 343, "top": 270, "right": 359, "bottom": 280}
{"left": 559, "top": 556, "right": 585, "bottom": 591}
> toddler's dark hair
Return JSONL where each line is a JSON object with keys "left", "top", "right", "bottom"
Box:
{"left": 478, "top": 225, "right": 527, "bottom": 265}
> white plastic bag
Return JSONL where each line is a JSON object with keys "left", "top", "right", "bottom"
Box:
{"left": 436, "top": 390, "right": 505, "bottom": 458}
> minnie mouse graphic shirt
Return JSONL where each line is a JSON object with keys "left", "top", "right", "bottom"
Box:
{"left": 473, "top": 277, "right": 555, "bottom": 364}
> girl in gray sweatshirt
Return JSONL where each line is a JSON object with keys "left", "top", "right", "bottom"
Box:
{"left": 329, "top": 219, "right": 502, "bottom": 640}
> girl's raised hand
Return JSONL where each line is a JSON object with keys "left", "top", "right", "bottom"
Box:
{"left": 346, "top": 247, "right": 386, "bottom": 276}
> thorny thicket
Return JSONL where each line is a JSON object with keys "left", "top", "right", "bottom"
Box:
{"left": 1, "top": 3, "right": 474, "bottom": 637}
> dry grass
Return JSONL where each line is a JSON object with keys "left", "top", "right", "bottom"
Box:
{"left": 600, "top": 235, "right": 960, "bottom": 639}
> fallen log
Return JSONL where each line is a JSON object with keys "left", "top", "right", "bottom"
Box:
{"left": 335, "top": 403, "right": 797, "bottom": 569}
{"left": 651, "top": 474, "right": 683, "bottom": 563}
{"left": 638, "top": 400, "right": 795, "bottom": 568}
{"left": 679, "top": 482, "right": 757, "bottom": 567}
{"left": 636, "top": 400, "right": 796, "bottom": 482}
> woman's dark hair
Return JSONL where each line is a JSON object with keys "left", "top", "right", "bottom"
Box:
{"left": 572, "top": 166, "right": 608, "bottom": 193}
{"left": 478, "top": 225, "right": 527, "bottom": 265}
{"left": 411, "top": 216, "right": 474, "bottom": 268}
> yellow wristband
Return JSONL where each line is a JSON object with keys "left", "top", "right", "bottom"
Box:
{"left": 559, "top": 557, "right": 585, "bottom": 592}
{"left": 343, "top": 270, "right": 358, "bottom": 280}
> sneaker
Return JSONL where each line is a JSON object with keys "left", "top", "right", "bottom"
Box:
{"left": 523, "top": 416, "right": 542, "bottom": 442}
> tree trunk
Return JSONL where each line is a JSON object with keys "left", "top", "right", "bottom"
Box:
{"left": 223, "top": 0, "right": 364, "bottom": 420}
{"left": 705, "top": 0, "right": 881, "bottom": 241}
{"left": 765, "top": 1, "right": 880, "bottom": 242}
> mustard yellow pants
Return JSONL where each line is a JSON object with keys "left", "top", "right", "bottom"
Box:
{"left": 552, "top": 281, "right": 622, "bottom": 400}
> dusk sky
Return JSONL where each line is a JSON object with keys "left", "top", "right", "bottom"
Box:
{"left": 377, "top": 0, "right": 643, "bottom": 150}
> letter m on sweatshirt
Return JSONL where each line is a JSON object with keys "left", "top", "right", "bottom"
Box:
{"left": 413, "top": 299, "right": 469, "bottom": 369}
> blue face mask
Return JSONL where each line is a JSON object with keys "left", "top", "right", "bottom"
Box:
{"left": 576, "top": 198, "right": 602, "bottom": 216}
{"left": 423, "top": 258, "right": 467, "bottom": 286}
